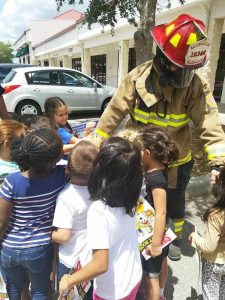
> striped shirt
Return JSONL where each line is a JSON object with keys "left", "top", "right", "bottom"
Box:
{"left": 0, "top": 166, "right": 69, "bottom": 249}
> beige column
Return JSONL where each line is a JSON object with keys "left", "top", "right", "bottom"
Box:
{"left": 49, "top": 58, "right": 56, "bottom": 67}
{"left": 207, "top": 18, "right": 224, "bottom": 89}
{"left": 82, "top": 48, "right": 91, "bottom": 76}
{"left": 117, "top": 40, "right": 129, "bottom": 86}
{"left": 62, "top": 55, "right": 72, "bottom": 68}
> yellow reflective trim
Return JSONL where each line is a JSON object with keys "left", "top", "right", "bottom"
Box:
{"left": 187, "top": 33, "right": 197, "bottom": 45}
{"left": 174, "top": 227, "right": 183, "bottom": 233}
{"left": 170, "top": 34, "right": 181, "bottom": 47}
{"left": 207, "top": 153, "right": 225, "bottom": 160}
{"left": 174, "top": 221, "right": 185, "bottom": 227}
{"left": 134, "top": 108, "right": 149, "bottom": 117}
{"left": 133, "top": 115, "right": 148, "bottom": 124}
{"left": 173, "top": 152, "right": 192, "bottom": 167}
{"left": 166, "top": 24, "right": 175, "bottom": 36}
{"left": 148, "top": 119, "right": 168, "bottom": 127}
{"left": 95, "top": 128, "right": 110, "bottom": 139}
{"left": 170, "top": 113, "right": 188, "bottom": 119}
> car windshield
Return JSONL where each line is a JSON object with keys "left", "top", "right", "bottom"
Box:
{"left": 2, "top": 70, "right": 16, "bottom": 83}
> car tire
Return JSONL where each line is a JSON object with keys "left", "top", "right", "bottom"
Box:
{"left": 16, "top": 100, "right": 42, "bottom": 115}
{"left": 101, "top": 98, "right": 110, "bottom": 113}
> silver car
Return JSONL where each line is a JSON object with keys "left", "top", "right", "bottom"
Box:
{"left": 2, "top": 66, "right": 116, "bottom": 115}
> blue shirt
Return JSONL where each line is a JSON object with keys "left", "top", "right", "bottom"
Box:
{"left": 58, "top": 127, "right": 73, "bottom": 145}
{"left": 0, "top": 166, "right": 70, "bottom": 249}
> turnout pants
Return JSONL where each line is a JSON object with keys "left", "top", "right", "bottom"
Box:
{"left": 167, "top": 160, "right": 194, "bottom": 239}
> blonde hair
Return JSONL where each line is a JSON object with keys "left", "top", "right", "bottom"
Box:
{"left": 115, "top": 128, "right": 143, "bottom": 150}
{"left": 68, "top": 140, "right": 98, "bottom": 183}
{"left": 0, "top": 120, "right": 26, "bottom": 146}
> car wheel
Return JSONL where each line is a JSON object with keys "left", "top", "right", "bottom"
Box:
{"left": 16, "top": 100, "right": 42, "bottom": 115}
{"left": 101, "top": 99, "right": 110, "bottom": 113}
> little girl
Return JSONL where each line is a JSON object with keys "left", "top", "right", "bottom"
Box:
{"left": 0, "top": 128, "right": 69, "bottom": 299}
{"left": 139, "top": 127, "right": 179, "bottom": 300}
{"left": 189, "top": 167, "right": 225, "bottom": 300}
{"left": 44, "top": 97, "right": 93, "bottom": 156}
{"left": 59, "top": 137, "right": 143, "bottom": 300}
{"left": 0, "top": 119, "right": 26, "bottom": 183}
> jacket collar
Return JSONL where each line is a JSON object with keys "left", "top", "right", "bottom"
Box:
{"left": 135, "top": 62, "right": 174, "bottom": 107}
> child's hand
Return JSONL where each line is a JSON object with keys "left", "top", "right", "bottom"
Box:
{"left": 146, "top": 244, "right": 162, "bottom": 257}
{"left": 211, "top": 169, "right": 220, "bottom": 185}
{"left": 189, "top": 231, "right": 197, "bottom": 242}
{"left": 59, "top": 274, "right": 71, "bottom": 294}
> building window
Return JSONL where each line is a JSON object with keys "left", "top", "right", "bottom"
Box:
{"left": 44, "top": 60, "right": 49, "bottom": 67}
{"left": 23, "top": 57, "right": 25, "bottom": 64}
{"left": 91, "top": 54, "right": 106, "bottom": 85}
{"left": 128, "top": 48, "right": 136, "bottom": 72}
{"left": 213, "top": 34, "right": 225, "bottom": 102}
{"left": 27, "top": 56, "right": 30, "bottom": 64}
{"left": 60, "top": 61, "right": 63, "bottom": 67}
{"left": 72, "top": 58, "right": 82, "bottom": 72}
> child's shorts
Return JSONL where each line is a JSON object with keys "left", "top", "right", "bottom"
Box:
{"left": 141, "top": 245, "right": 169, "bottom": 278}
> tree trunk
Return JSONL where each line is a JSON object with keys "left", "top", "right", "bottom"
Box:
{"left": 134, "top": 0, "right": 157, "bottom": 66}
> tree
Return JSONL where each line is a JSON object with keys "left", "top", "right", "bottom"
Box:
{"left": 0, "top": 42, "right": 14, "bottom": 63}
{"left": 55, "top": 0, "right": 185, "bottom": 66}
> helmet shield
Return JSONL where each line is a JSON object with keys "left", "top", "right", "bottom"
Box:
{"left": 153, "top": 47, "right": 195, "bottom": 88}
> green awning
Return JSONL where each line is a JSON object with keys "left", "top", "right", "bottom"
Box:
{"left": 15, "top": 45, "right": 29, "bottom": 58}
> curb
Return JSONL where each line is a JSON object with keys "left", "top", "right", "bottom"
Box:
{"left": 186, "top": 174, "right": 211, "bottom": 197}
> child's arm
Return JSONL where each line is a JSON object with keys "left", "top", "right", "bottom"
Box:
{"left": 0, "top": 197, "right": 12, "bottom": 239}
{"left": 189, "top": 213, "right": 221, "bottom": 253}
{"left": 147, "top": 188, "right": 166, "bottom": 257}
{"left": 52, "top": 228, "right": 72, "bottom": 244}
{"left": 59, "top": 249, "right": 108, "bottom": 293}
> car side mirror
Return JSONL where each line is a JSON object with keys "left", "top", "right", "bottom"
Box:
{"left": 93, "top": 82, "right": 97, "bottom": 90}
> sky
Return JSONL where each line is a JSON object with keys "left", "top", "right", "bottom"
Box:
{"left": 0, "top": 0, "right": 192, "bottom": 45}
{"left": 0, "top": 0, "right": 89, "bottom": 44}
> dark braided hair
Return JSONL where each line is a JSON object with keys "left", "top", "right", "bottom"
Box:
{"left": 11, "top": 128, "right": 63, "bottom": 171}
{"left": 44, "top": 97, "right": 74, "bottom": 133}
{"left": 139, "top": 126, "right": 179, "bottom": 170}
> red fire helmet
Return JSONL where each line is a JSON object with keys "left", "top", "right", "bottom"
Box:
{"left": 151, "top": 14, "right": 210, "bottom": 69}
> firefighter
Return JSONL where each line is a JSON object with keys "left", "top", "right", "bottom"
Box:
{"left": 95, "top": 14, "right": 225, "bottom": 261}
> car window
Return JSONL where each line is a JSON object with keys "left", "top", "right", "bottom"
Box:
{"left": 26, "top": 71, "right": 51, "bottom": 85}
{"left": 61, "top": 71, "right": 93, "bottom": 88}
{"left": 2, "top": 70, "right": 16, "bottom": 83}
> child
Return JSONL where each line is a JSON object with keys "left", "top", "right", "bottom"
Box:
{"left": 189, "top": 167, "right": 225, "bottom": 300}
{"left": 59, "top": 137, "right": 143, "bottom": 300}
{"left": 0, "top": 119, "right": 26, "bottom": 183}
{"left": 0, "top": 128, "right": 70, "bottom": 300}
{"left": 44, "top": 97, "right": 93, "bottom": 156}
{"left": 52, "top": 140, "right": 98, "bottom": 297}
{"left": 139, "top": 127, "right": 179, "bottom": 300}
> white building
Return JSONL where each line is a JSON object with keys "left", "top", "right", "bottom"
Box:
{"left": 14, "top": 0, "right": 225, "bottom": 103}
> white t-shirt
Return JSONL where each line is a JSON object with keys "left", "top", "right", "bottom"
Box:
{"left": 87, "top": 200, "right": 142, "bottom": 299}
{"left": 53, "top": 183, "right": 92, "bottom": 268}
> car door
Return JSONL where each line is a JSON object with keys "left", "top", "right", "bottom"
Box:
{"left": 26, "top": 70, "right": 67, "bottom": 110}
{"left": 59, "top": 70, "right": 100, "bottom": 111}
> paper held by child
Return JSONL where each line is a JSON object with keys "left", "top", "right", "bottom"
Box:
{"left": 58, "top": 260, "right": 91, "bottom": 300}
{"left": 135, "top": 197, "right": 176, "bottom": 260}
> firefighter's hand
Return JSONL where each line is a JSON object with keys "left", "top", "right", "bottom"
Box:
{"left": 211, "top": 169, "right": 220, "bottom": 185}
{"left": 146, "top": 244, "right": 162, "bottom": 257}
